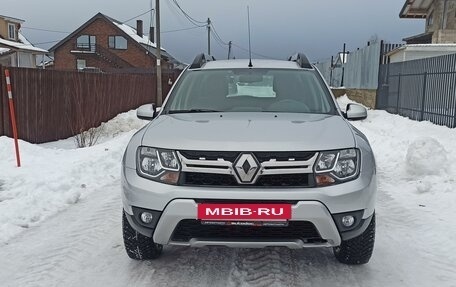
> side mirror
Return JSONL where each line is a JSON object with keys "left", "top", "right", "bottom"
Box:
{"left": 137, "top": 103, "right": 157, "bottom": 120}
{"left": 344, "top": 103, "right": 367, "bottom": 121}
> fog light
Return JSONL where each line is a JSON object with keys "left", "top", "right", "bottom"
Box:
{"left": 342, "top": 215, "right": 355, "bottom": 227}
{"left": 140, "top": 212, "right": 154, "bottom": 224}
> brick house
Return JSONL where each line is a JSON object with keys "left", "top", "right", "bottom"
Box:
{"left": 49, "top": 12, "right": 181, "bottom": 72}
{"left": 401, "top": 0, "right": 456, "bottom": 44}
{"left": 0, "top": 14, "right": 48, "bottom": 68}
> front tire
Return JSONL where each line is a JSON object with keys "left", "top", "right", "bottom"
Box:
{"left": 333, "top": 213, "right": 375, "bottom": 265}
{"left": 122, "top": 211, "right": 163, "bottom": 260}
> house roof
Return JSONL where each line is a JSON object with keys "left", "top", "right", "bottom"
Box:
{"left": 402, "top": 31, "right": 433, "bottom": 44}
{"left": 0, "top": 14, "right": 25, "bottom": 24}
{"left": 102, "top": 15, "right": 186, "bottom": 64}
{"left": 0, "top": 48, "right": 10, "bottom": 55}
{"left": 400, "top": 0, "right": 434, "bottom": 19}
{"left": 386, "top": 44, "right": 456, "bottom": 57}
{"left": 0, "top": 32, "right": 48, "bottom": 54}
{"left": 109, "top": 18, "right": 159, "bottom": 49}
{"left": 49, "top": 13, "right": 165, "bottom": 53}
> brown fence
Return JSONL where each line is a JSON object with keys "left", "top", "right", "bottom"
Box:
{"left": 0, "top": 66, "right": 181, "bottom": 143}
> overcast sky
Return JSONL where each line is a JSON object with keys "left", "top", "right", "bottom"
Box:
{"left": 2, "top": 0, "right": 424, "bottom": 63}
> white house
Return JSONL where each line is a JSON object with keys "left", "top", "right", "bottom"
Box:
{"left": 387, "top": 44, "right": 456, "bottom": 63}
{"left": 0, "top": 14, "right": 48, "bottom": 68}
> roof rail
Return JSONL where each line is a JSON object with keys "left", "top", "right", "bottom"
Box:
{"left": 288, "top": 53, "right": 312, "bottom": 69}
{"left": 189, "top": 53, "right": 216, "bottom": 69}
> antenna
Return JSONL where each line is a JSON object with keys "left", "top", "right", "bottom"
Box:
{"left": 247, "top": 6, "right": 253, "bottom": 67}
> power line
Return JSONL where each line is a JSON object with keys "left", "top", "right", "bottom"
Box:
{"left": 122, "top": 8, "right": 154, "bottom": 23}
{"left": 162, "top": 26, "right": 204, "bottom": 33}
{"left": 210, "top": 23, "right": 228, "bottom": 46}
{"left": 171, "top": 0, "right": 206, "bottom": 24}
{"left": 232, "top": 43, "right": 271, "bottom": 59}
{"left": 210, "top": 30, "right": 228, "bottom": 51}
{"left": 143, "top": 26, "right": 204, "bottom": 36}
{"left": 210, "top": 21, "right": 271, "bottom": 59}
{"left": 210, "top": 29, "right": 228, "bottom": 48}
{"left": 21, "top": 27, "right": 70, "bottom": 34}
{"left": 169, "top": 0, "right": 206, "bottom": 27}
{"left": 165, "top": 0, "right": 188, "bottom": 26}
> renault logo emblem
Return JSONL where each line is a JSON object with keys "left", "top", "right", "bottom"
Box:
{"left": 234, "top": 153, "right": 260, "bottom": 184}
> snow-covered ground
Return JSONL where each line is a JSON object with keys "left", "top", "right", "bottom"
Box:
{"left": 1, "top": 99, "right": 456, "bottom": 287}
{"left": 0, "top": 110, "right": 148, "bottom": 243}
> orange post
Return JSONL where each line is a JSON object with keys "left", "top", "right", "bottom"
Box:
{"left": 4, "top": 69, "right": 21, "bottom": 167}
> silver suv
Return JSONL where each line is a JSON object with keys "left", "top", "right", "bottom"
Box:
{"left": 121, "top": 54, "right": 376, "bottom": 265}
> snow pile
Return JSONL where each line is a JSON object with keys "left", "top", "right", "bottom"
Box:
{"left": 337, "top": 95, "right": 456, "bottom": 236}
{"left": 99, "top": 110, "right": 147, "bottom": 139}
{"left": 406, "top": 137, "right": 447, "bottom": 176}
{"left": 0, "top": 110, "right": 147, "bottom": 243}
{"left": 40, "top": 110, "right": 147, "bottom": 149}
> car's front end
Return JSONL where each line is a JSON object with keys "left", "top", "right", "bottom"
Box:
{"left": 121, "top": 55, "right": 377, "bottom": 264}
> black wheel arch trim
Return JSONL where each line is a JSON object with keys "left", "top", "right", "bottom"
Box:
{"left": 124, "top": 209, "right": 154, "bottom": 238}
{"left": 339, "top": 212, "right": 375, "bottom": 241}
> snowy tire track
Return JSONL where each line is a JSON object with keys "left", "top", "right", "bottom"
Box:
{"left": 0, "top": 181, "right": 455, "bottom": 286}
{"left": 0, "top": 183, "right": 121, "bottom": 287}
{"left": 229, "top": 248, "right": 299, "bottom": 287}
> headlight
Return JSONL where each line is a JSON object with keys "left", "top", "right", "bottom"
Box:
{"left": 314, "top": 148, "right": 360, "bottom": 186}
{"left": 137, "top": 146, "right": 180, "bottom": 184}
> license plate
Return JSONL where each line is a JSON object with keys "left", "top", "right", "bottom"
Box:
{"left": 197, "top": 203, "right": 292, "bottom": 221}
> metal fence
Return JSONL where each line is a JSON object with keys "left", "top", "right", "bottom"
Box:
{"left": 315, "top": 42, "right": 402, "bottom": 89}
{"left": 376, "top": 53, "right": 456, "bottom": 128}
{"left": 0, "top": 66, "right": 181, "bottom": 143}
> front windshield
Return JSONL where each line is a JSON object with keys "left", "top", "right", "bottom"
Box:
{"left": 164, "top": 69, "right": 335, "bottom": 114}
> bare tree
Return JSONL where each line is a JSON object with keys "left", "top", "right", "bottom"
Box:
{"left": 68, "top": 74, "right": 105, "bottom": 148}
{"left": 74, "top": 125, "right": 104, "bottom": 148}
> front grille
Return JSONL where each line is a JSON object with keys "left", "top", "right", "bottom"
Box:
{"left": 178, "top": 150, "right": 318, "bottom": 187}
{"left": 171, "top": 219, "right": 322, "bottom": 242}
{"left": 183, "top": 173, "right": 237, "bottom": 186}
{"left": 181, "top": 172, "right": 313, "bottom": 187}
{"left": 179, "top": 150, "right": 239, "bottom": 162}
{"left": 179, "top": 150, "right": 317, "bottom": 163}
{"left": 254, "top": 151, "right": 316, "bottom": 162}
{"left": 256, "top": 174, "right": 311, "bottom": 187}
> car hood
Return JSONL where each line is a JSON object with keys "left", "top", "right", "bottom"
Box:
{"left": 142, "top": 113, "right": 355, "bottom": 151}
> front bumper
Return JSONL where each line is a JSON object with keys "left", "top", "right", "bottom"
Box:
{"left": 122, "top": 166, "right": 376, "bottom": 248}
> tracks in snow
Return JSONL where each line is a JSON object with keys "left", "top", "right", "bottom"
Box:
{"left": 0, "top": 182, "right": 122, "bottom": 287}
{"left": 229, "top": 248, "right": 299, "bottom": 287}
{"left": 0, "top": 180, "right": 455, "bottom": 286}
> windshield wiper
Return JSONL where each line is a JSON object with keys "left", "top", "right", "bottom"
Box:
{"left": 168, "top": 109, "right": 221, "bottom": 114}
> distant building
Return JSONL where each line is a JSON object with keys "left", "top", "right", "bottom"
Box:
{"left": 49, "top": 13, "right": 182, "bottom": 72}
{"left": 400, "top": 0, "right": 456, "bottom": 44}
{"left": 387, "top": 43, "right": 456, "bottom": 63}
{"left": 0, "top": 14, "right": 48, "bottom": 68}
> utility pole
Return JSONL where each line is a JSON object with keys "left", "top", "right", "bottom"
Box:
{"left": 341, "top": 43, "right": 346, "bottom": 87}
{"left": 227, "top": 41, "right": 232, "bottom": 59}
{"left": 207, "top": 18, "right": 211, "bottom": 55}
{"left": 149, "top": 0, "right": 155, "bottom": 43}
{"left": 330, "top": 55, "right": 334, "bottom": 87}
{"left": 156, "top": 0, "right": 163, "bottom": 106}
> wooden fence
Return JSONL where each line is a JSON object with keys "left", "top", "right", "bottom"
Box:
{"left": 376, "top": 53, "right": 456, "bottom": 128}
{"left": 0, "top": 66, "right": 181, "bottom": 143}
